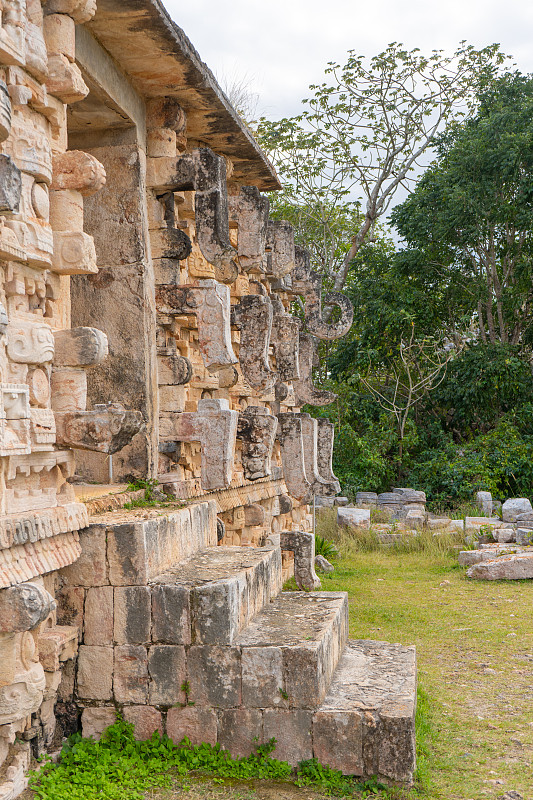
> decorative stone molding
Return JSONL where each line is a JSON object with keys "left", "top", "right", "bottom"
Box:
{"left": 53, "top": 327, "right": 108, "bottom": 367}
{"left": 147, "top": 147, "right": 237, "bottom": 283}
{"left": 293, "top": 333, "right": 336, "bottom": 407}
{"left": 156, "top": 281, "right": 237, "bottom": 372}
{"left": 160, "top": 399, "right": 239, "bottom": 491}
{"left": 7, "top": 321, "right": 54, "bottom": 364}
{"left": 0, "top": 530, "right": 82, "bottom": 589}
{"left": 231, "top": 295, "right": 273, "bottom": 391}
{"left": 43, "top": 0, "right": 97, "bottom": 25}
{"left": 265, "top": 220, "right": 295, "bottom": 279}
{"left": 280, "top": 531, "right": 321, "bottom": 590}
{"left": 316, "top": 419, "right": 341, "bottom": 494}
{"left": 0, "top": 582, "right": 55, "bottom": 633}
{"left": 292, "top": 246, "right": 353, "bottom": 340}
{"left": 54, "top": 403, "right": 144, "bottom": 454}
{"left": 0, "top": 154, "right": 21, "bottom": 212}
{"left": 270, "top": 294, "right": 300, "bottom": 383}
{"left": 51, "top": 151, "right": 106, "bottom": 196}
{"left": 237, "top": 406, "right": 277, "bottom": 481}
{"left": 0, "top": 383, "right": 31, "bottom": 457}
{"left": 300, "top": 413, "right": 337, "bottom": 496}
{"left": 158, "top": 351, "right": 193, "bottom": 386}
{"left": 0, "top": 80, "right": 11, "bottom": 141}
{"left": 228, "top": 186, "right": 269, "bottom": 274}
{"left": 276, "top": 412, "right": 311, "bottom": 502}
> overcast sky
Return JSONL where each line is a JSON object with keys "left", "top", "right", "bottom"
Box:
{"left": 164, "top": 0, "right": 533, "bottom": 119}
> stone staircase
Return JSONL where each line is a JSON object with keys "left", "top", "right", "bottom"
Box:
{"left": 58, "top": 501, "right": 416, "bottom": 786}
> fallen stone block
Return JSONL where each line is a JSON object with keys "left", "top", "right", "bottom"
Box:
{"left": 337, "top": 507, "right": 370, "bottom": 529}
{"left": 465, "top": 517, "right": 502, "bottom": 532}
{"left": 516, "top": 529, "right": 533, "bottom": 546}
{"left": 315, "top": 555, "right": 334, "bottom": 574}
{"left": 427, "top": 517, "right": 451, "bottom": 530}
{"left": 494, "top": 528, "right": 515, "bottom": 544}
{"left": 502, "top": 498, "right": 532, "bottom": 523}
{"left": 467, "top": 552, "right": 533, "bottom": 580}
{"left": 476, "top": 490, "right": 493, "bottom": 516}
{"left": 458, "top": 547, "right": 523, "bottom": 566}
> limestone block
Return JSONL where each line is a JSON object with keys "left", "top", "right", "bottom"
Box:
{"left": 148, "top": 645, "right": 186, "bottom": 705}
{"left": 156, "top": 281, "right": 237, "bottom": 371}
{"left": 244, "top": 504, "right": 265, "bottom": 527}
{"left": 2, "top": 117, "right": 52, "bottom": 184}
{"left": 464, "top": 517, "right": 502, "bottom": 532}
{"left": 50, "top": 369, "right": 87, "bottom": 412}
{"left": 150, "top": 225, "right": 192, "bottom": 261}
{"left": 265, "top": 220, "right": 295, "bottom": 278}
{"left": 46, "top": 54, "right": 89, "bottom": 104}
{"left": 228, "top": 186, "right": 269, "bottom": 273}
{"left": 293, "top": 334, "right": 336, "bottom": 407}
{"left": 315, "top": 555, "right": 334, "bottom": 574}
{"left": 54, "top": 403, "right": 144, "bottom": 454}
{"left": 515, "top": 529, "right": 533, "bottom": 545}
{"left": 0, "top": 582, "right": 55, "bottom": 633}
{"left": 43, "top": 13, "right": 75, "bottom": 61}
{"left": 337, "top": 507, "right": 371, "bottom": 529}
{"left": 237, "top": 406, "right": 277, "bottom": 481}
{"left": 81, "top": 707, "right": 116, "bottom": 740}
{"left": 292, "top": 246, "right": 353, "bottom": 340}
{"left": 114, "top": 645, "right": 149, "bottom": 704}
{"left": 0, "top": 155, "right": 21, "bottom": 213}
{"left": 280, "top": 531, "right": 321, "bottom": 591}
{"left": 0, "top": 81, "right": 12, "bottom": 142}
{"left": 166, "top": 706, "right": 217, "bottom": 746}
{"left": 0, "top": 383, "right": 31, "bottom": 457}
{"left": 467, "top": 552, "right": 533, "bottom": 580}
{"left": 160, "top": 399, "right": 238, "bottom": 490}
{"left": 476, "top": 490, "right": 493, "bottom": 516}
{"left": 84, "top": 586, "right": 113, "bottom": 646}
{"left": 427, "top": 518, "right": 452, "bottom": 530}
{"left": 38, "top": 625, "right": 78, "bottom": 671}
{"left": 107, "top": 523, "right": 151, "bottom": 586}
{"left": 313, "top": 710, "right": 363, "bottom": 775}
{"left": 7, "top": 321, "right": 54, "bottom": 364}
{"left": 502, "top": 498, "right": 533, "bottom": 522}
{"left": 77, "top": 645, "right": 113, "bottom": 700}
{"left": 187, "top": 646, "right": 241, "bottom": 708}
{"left": 316, "top": 419, "right": 341, "bottom": 494}
{"left": 447, "top": 519, "right": 464, "bottom": 533}
{"left": 44, "top": 0, "right": 97, "bottom": 24}
{"left": 49, "top": 188, "right": 84, "bottom": 231}
{"left": 151, "top": 585, "right": 191, "bottom": 645}
{"left": 123, "top": 706, "right": 163, "bottom": 741}
{"left": 0, "top": 6, "right": 25, "bottom": 67}
{"left": 114, "top": 587, "right": 151, "bottom": 645}
{"left": 241, "top": 646, "right": 284, "bottom": 708}
{"left": 53, "top": 328, "right": 108, "bottom": 367}
{"left": 56, "top": 585, "right": 84, "bottom": 631}
{"left": 217, "top": 709, "right": 264, "bottom": 758}
{"left": 300, "top": 414, "right": 337, "bottom": 496}
{"left": 231, "top": 295, "right": 273, "bottom": 391}
{"left": 263, "top": 710, "right": 313, "bottom": 764}
{"left": 59, "top": 525, "right": 107, "bottom": 587}
{"left": 494, "top": 528, "right": 515, "bottom": 544}
{"left": 51, "top": 230, "right": 97, "bottom": 275}
{"left": 277, "top": 413, "right": 311, "bottom": 502}
{"left": 51, "top": 151, "right": 106, "bottom": 196}
{"left": 147, "top": 148, "right": 237, "bottom": 283}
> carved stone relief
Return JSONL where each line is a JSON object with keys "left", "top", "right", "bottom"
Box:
{"left": 293, "top": 333, "right": 336, "bottom": 407}
{"left": 237, "top": 405, "right": 277, "bottom": 481}
{"left": 292, "top": 246, "right": 353, "bottom": 340}
{"left": 228, "top": 185, "right": 269, "bottom": 274}
{"left": 231, "top": 295, "right": 273, "bottom": 392}
{"left": 277, "top": 412, "right": 311, "bottom": 502}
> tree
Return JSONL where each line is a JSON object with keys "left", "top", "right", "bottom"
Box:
{"left": 391, "top": 71, "right": 533, "bottom": 347}
{"left": 258, "top": 42, "right": 507, "bottom": 290}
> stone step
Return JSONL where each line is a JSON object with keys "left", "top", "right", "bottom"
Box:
{"left": 235, "top": 591, "right": 348, "bottom": 709}
{"left": 149, "top": 545, "right": 282, "bottom": 645}
{"left": 312, "top": 639, "right": 416, "bottom": 785}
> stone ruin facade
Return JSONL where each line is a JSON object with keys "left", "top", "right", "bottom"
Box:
{"left": 0, "top": 2, "right": 417, "bottom": 796}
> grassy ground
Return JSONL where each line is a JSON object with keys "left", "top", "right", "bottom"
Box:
{"left": 24, "top": 513, "right": 533, "bottom": 800}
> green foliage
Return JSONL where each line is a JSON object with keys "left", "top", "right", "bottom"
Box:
{"left": 295, "top": 759, "right": 387, "bottom": 796}
{"left": 124, "top": 478, "right": 168, "bottom": 509}
{"left": 314, "top": 534, "right": 338, "bottom": 560}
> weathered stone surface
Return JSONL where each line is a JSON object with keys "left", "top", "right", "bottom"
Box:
{"left": 237, "top": 406, "right": 277, "bottom": 481}
{"left": 292, "top": 246, "right": 353, "bottom": 340}
{"left": 0, "top": 582, "right": 55, "bottom": 633}
{"left": 467, "top": 552, "right": 533, "bottom": 579}
{"left": 356, "top": 492, "right": 378, "bottom": 507}
{"left": 156, "top": 281, "right": 237, "bottom": 371}
{"left": 7, "top": 321, "right": 54, "bottom": 364}
{"left": 113, "top": 645, "right": 149, "bottom": 704}
{"left": 148, "top": 148, "right": 237, "bottom": 283}
{"left": 77, "top": 645, "right": 113, "bottom": 700}
{"left": 81, "top": 707, "right": 116, "bottom": 740}
{"left": 231, "top": 295, "right": 273, "bottom": 391}
{"left": 166, "top": 706, "right": 217, "bottom": 746}
{"left": 315, "top": 555, "right": 334, "bottom": 574}
{"left": 476, "top": 490, "right": 493, "bottom": 516}
{"left": 270, "top": 301, "right": 300, "bottom": 382}
{"left": 337, "top": 507, "right": 371, "bottom": 529}
{"left": 465, "top": 517, "right": 502, "bottom": 532}
{"left": 55, "top": 403, "right": 144, "bottom": 454}
{"left": 241, "top": 646, "right": 284, "bottom": 708}
{"left": 300, "top": 414, "right": 338, "bottom": 496}
{"left": 277, "top": 413, "right": 311, "bottom": 502}
{"left": 0, "top": 155, "right": 21, "bottom": 213}
{"left": 265, "top": 220, "right": 295, "bottom": 278}
{"left": 458, "top": 546, "right": 523, "bottom": 566}
{"left": 51, "top": 151, "right": 106, "bottom": 196}
{"left": 151, "top": 585, "right": 191, "bottom": 645}
{"left": 516, "top": 529, "right": 533, "bottom": 545}
{"left": 148, "top": 645, "right": 186, "bottom": 705}
{"left": 263, "top": 710, "right": 313, "bottom": 763}
{"left": 281, "top": 531, "right": 321, "bottom": 591}
{"left": 293, "top": 334, "right": 336, "bottom": 407}
{"left": 494, "top": 528, "right": 515, "bottom": 544}
{"left": 228, "top": 186, "right": 269, "bottom": 274}
{"left": 187, "top": 646, "right": 241, "bottom": 707}
{"left": 157, "top": 353, "right": 192, "bottom": 386}
{"left": 51, "top": 230, "right": 98, "bottom": 275}
{"left": 60, "top": 525, "right": 107, "bottom": 587}
{"left": 316, "top": 419, "right": 341, "bottom": 494}
{"left": 217, "top": 709, "right": 264, "bottom": 758}
{"left": 53, "top": 327, "right": 108, "bottom": 367}
{"left": 84, "top": 586, "right": 113, "bottom": 646}
{"left": 114, "top": 587, "right": 151, "bottom": 645}
{"left": 502, "top": 498, "right": 533, "bottom": 523}
{"left": 0, "top": 81, "right": 12, "bottom": 143}
{"left": 123, "top": 706, "right": 163, "bottom": 741}
{"left": 161, "top": 399, "right": 238, "bottom": 490}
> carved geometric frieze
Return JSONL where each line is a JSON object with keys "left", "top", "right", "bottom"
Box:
{"left": 228, "top": 186, "right": 269, "bottom": 274}
{"left": 237, "top": 405, "right": 278, "bottom": 481}
{"left": 277, "top": 412, "right": 311, "bottom": 502}
{"left": 231, "top": 295, "right": 273, "bottom": 392}
{"left": 265, "top": 220, "right": 295, "bottom": 279}
{"left": 159, "top": 398, "right": 238, "bottom": 491}
{"left": 0, "top": 384, "right": 31, "bottom": 457}
{"left": 53, "top": 327, "right": 108, "bottom": 367}
{"left": 147, "top": 147, "right": 237, "bottom": 283}
{"left": 0, "top": 530, "right": 82, "bottom": 589}
{"left": 6, "top": 321, "right": 54, "bottom": 364}
{"left": 54, "top": 403, "right": 144, "bottom": 454}
{"left": 1, "top": 117, "right": 52, "bottom": 184}
{"left": 156, "top": 280, "right": 237, "bottom": 372}
{"left": 0, "top": 502, "right": 89, "bottom": 551}
{"left": 293, "top": 333, "right": 336, "bottom": 407}
{"left": 292, "top": 246, "right": 353, "bottom": 340}
{"left": 4, "top": 449, "right": 76, "bottom": 515}
{"left": 317, "top": 419, "right": 341, "bottom": 494}
{"left": 300, "top": 413, "right": 338, "bottom": 496}
{"left": 30, "top": 407, "right": 56, "bottom": 449}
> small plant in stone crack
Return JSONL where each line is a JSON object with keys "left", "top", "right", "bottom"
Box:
{"left": 124, "top": 477, "right": 171, "bottom": 508}
{"left": 178, "top": 680, "right": 195, "bottom": 707}
{"left": 278, "top": 687, "right": 289, "bottom": 701}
